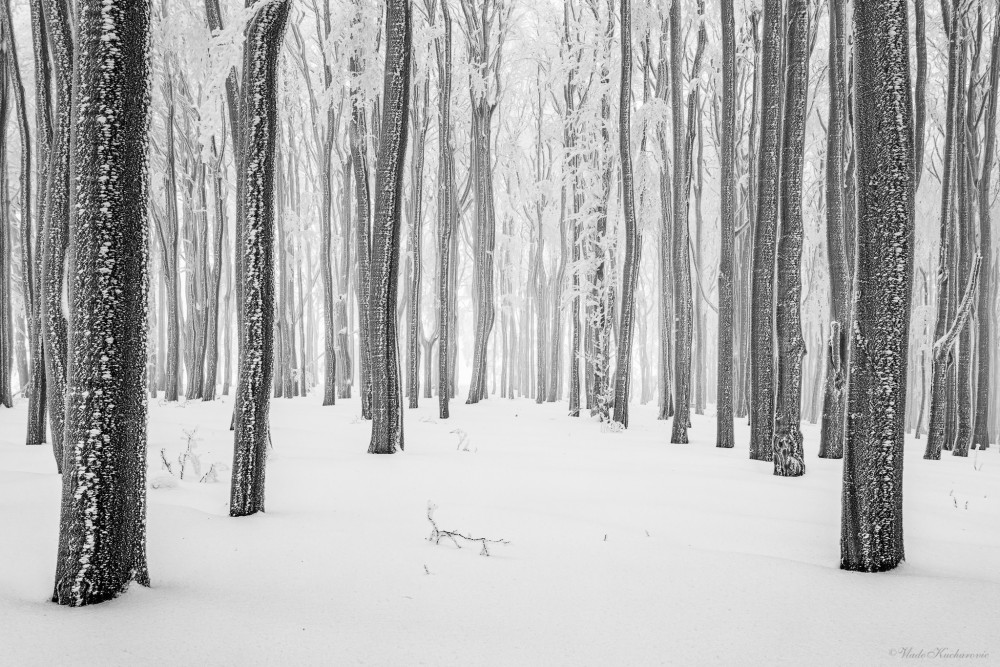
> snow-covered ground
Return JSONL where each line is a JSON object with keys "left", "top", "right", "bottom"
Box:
{"left": 1, "top": 393, "right": 997, "bottom": 666}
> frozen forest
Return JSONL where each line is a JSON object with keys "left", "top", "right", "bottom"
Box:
{"left": 0, "top": 0, "right": 998, "bottom": 664}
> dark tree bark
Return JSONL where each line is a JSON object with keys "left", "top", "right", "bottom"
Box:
{"left": 612, "top": 0, "right": 640, "bottom": 428}
{"left": 913, "top": 0, "right": 926, "bottom": 186}
{"left": 772, "top": 0, "right": 809, "bottom": 477}
{"left": 748, "top": 0, "right": 783, "bottom": 460}
{"left": 40, "top": 0, "right": 74, "bottom": 470}
{"left": 0, "top": 51, "right": 9, "bottom": 409}
{"left": 819, "top": 0, "right": 850, "bottom": 459}
{"left": 229, "top": 0, "right": 290, "bottom": 517}
{"left": 52, "top": 0, "right": 151, "bottom": 605}
{"left": 972, "top": 0, "right": 999, "bottom": 451}
{"left": 840, "top": 0, "right": 915, "bottom": 572}
{"left": 717, "top": 0, "right": 736, "bottom": 448}
{"left": 24, "top": 0, "right": 52, "bottom": 446}
{"left": 368, "top": 0, "right": 411, "bottom": 454}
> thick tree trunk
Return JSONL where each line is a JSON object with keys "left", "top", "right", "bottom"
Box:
{"left": 368, "top": 0, "right": 411, "bottom": 454}
{"left": 772, "top": 0, "right": 809, "bottom": 477}
{"left": 748, "top": 0, "right": 783, "bottom": 460}
{"left": 229, "top": 0, "right": 290, "bottom": 517}
{"left": 840, "top": 0, "right": 914, "bottom": 572}
{"left": 52, "top": 0, "right": 151, "bottom": 605}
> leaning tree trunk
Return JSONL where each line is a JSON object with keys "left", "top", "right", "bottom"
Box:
{"left": 229, "top": 0, "right": 290, "bottom": 518}
{"left": 612, "top": 0, "right": 640, "bottom": 428}
{"left": 40, "top": 0, "right": 74, "bottom": 470}
{"left": 52, "top": 0, "right": 151, "bottom": 605}
{"left": 24, "top": 0, "right": 52, "bottom": 446}
{"left": 819, "top": 0, "right": 850, "bottom": 459}
{"left": 972, "top": 0, "right": 1000, "bottom": 451}
{"left": 748, "top": 0, "right": 783, "bottom": 461}
{"left": 368, "top": 0, "right": 411, "bottom": 454}
{"left": 772, "top": 0, "right": 809, "bottom": 478}
{"left": 717, "top": 0, "right": 736, "bottom": 448}
{"left": 840, "top": 0, "right": 915, "bottom": 572}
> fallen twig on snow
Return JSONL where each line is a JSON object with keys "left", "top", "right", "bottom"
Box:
{"left": 426, "top": 502, "right": 509, "bottom": 556}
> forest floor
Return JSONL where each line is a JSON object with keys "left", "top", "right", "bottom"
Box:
{"left": 1, "top": 391, "right": 998, "bottom": 666}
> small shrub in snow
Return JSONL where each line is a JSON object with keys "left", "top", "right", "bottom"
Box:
{"left": 452, "top": 429, "right": 474, "bottom": 452}
{"left": 426, "top": 502, "right": 508, "bottom": 556}
{"left": 601, "top": 421, "right": 626, "bottom": 434}
{"left": 148, "top": 473, "right": 179, "bottom": 490}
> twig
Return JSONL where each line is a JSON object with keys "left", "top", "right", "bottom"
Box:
{"left": 426, "top": 502, "right": 509, "bottom": 556}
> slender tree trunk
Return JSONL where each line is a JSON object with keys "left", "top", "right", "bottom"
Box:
{"left": 840, "top": 0, "right": 914, "bottom": 572}
{"left": 772, "top": 0, "right": 809, "bottom": 477}
{"left": 39, "top": 0, "right": 74, "bottom": 470}
{"left": 748, "top": 0, "right": 783, "bottom": 460}
{"left": 368, "top": 0, "right": 411, "bottom": 454}
{"left": 972, "top": 0, "right": 999, "bottom": 451}
{"left": 407, "top": 78, "right": 429, "bottom": 408}
{"left": 613, "top": 0, "right": 640, "bottom": 428}
{"left": 52, "top": 0, "right": 151, "bottom": 605}
{"left": 717, "top": 0, "right": 736, "bottom": 448}
{"left": 819, "top": 0, "right": 850, "bottom": 459}
{"left": 229, "top": 0, "right": 290, "bottom": 517}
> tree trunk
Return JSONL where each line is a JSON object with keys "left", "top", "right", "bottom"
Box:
{"left": 717, "top": 0, "right": 736, "bottom": 448}
{"left": 229, "top": 0, "right": 290, "bottom": 517}
{"left": 202, "top": 140, "right": 226, "bottom": 401}
{"left": 52, "top": 0, "right": 151, "bottom": 605}
{"left": 612, "top": 0, "right": 640, "bottom": 428}
{"left": 840, "top": 0, "right": 914, "bottom": 572}
{"left": 772, "top": 0, "right": 809, "bottom": 477}
{"left": 972, "top": 0, "right": 999, "bottom": 451}
{"left": 748, "top": 0, "right": 783, "bottom": 460}
{"left": 819, "top": 0, "right": 850, "bottom": 459}
{"left": 368, "top": 0, "right": 411, "bottom": 454}
{"left": 407, "top": 78, "right": 429, "bottom": 408}
{"left": 39, "top": 0, "right": 74, "bottom": 470}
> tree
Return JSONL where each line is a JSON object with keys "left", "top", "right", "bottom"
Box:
{"left": 840, "top": 0, "right": 915, "bottom": 572}
{"left": 716, "top": 0, "right": 736, "bottom": 448}
{"left": 52, "top": 0, "right": 152, "bottom": 605}
{"left": 972, "top": 0, "right": 1000, "bottom": 451}
{"left": 40, "top": 0, "right": 74, "bottom": 471}
{"left": 772, "top": 0, "right": 809, "bottom": 477}
{"left": 819, "top": 0, "right": 850, "bottom": 459}
{"left": 612, "top": 0, "right": 640, "bottom": 428}
{"left": 230, "top": 0, "right": 291, "bottom": 517}
{"left": 748, "top": 0, "right": 783, "bottom": 461}
{"left": 368, "top": 0, "right": 411, "bottom": 454}
{"left": 0, "top": 41, "right": 9, "bottom": 409}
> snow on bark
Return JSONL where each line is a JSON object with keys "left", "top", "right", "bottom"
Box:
{"left": 52, "top": 0, "right": 152, "bottom": 606}
{"left": 229, "top": 0, "right": 290, "bottom": 517}
{"left": 39, "top": 0, "right": 74, "bottom": 470}
{"left": 819, "top": 0, "right": 850, "bottom": 460}
{"left": 748, "top": 0, "right": 782, "bottom": 461}
{"left": 716, "top": 0, "right": 736, "bottom": 448}
{"left": 772, "top": 0, "right": 809, "bottom": 477}
{"left": 840, "top": 0, "right": 915, "bottom": 572}
{"left": 368, "top": 0, "right": 411, "bottom": 454}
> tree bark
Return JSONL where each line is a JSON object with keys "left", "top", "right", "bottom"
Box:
{"left": 52, "top": 0, "right": 151, "bottom": 605}
{"left": 772, "top": 0, "right": 809, "bottom": 477}
{"left": 748, "top": 0, "right": 783, "bottom": 460}
{"left": 840, "top": 0, "right": 915, "bottom": 572}
{"left": 229, "top": 0, "right": 290, "bottom": 517}
{"left": 716, "top": 0, "right": 736, "bottom": 448}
